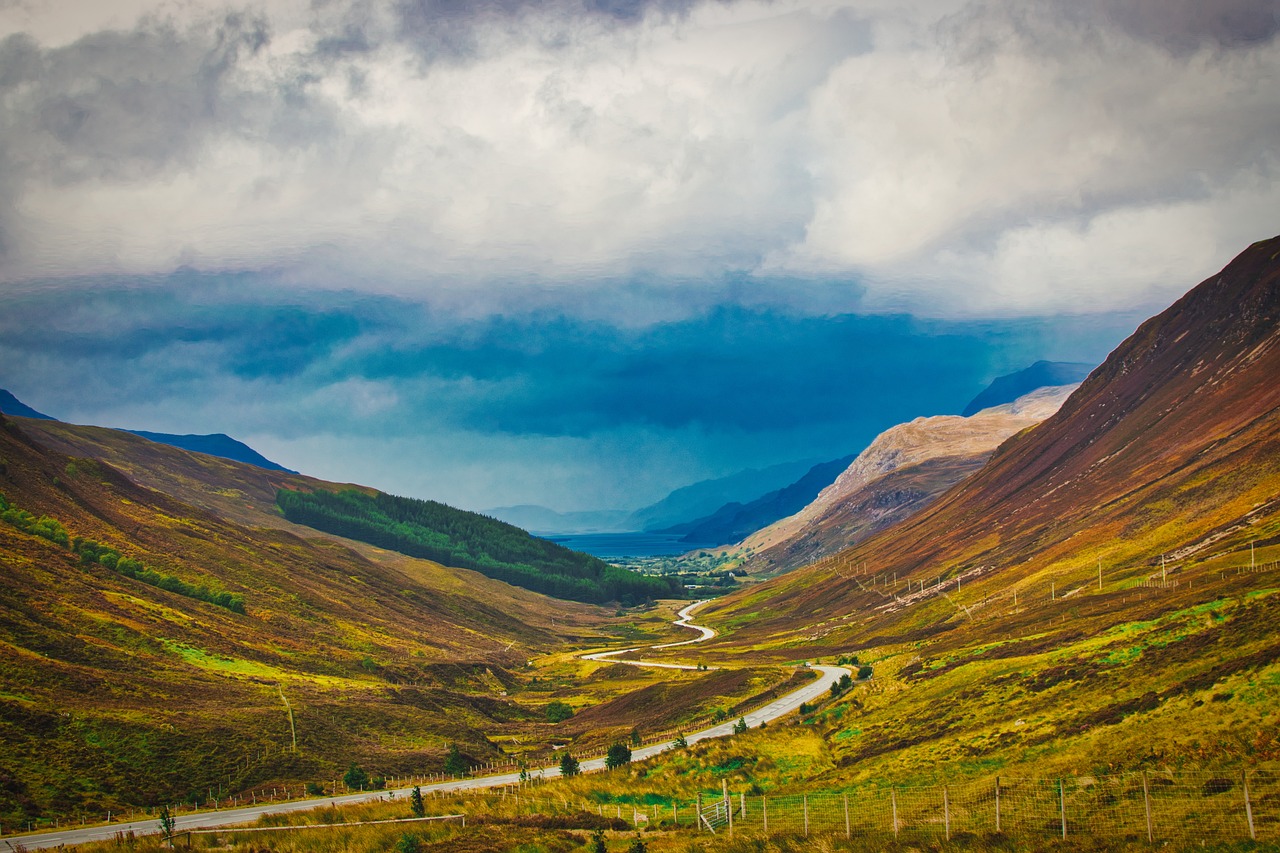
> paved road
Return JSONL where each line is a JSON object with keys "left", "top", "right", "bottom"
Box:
{"left": 581, "top": 600, "right": 716, "bottom": 669}
{"left": 12, "top": 603, "right": 846, "bottom": 850}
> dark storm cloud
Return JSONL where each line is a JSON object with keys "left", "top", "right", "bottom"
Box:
{"left": 0, "top": 274, "right": 1133, "bottom": 441}
{"left": 1089, "top": 0, "right": 1279, "bottom": 53}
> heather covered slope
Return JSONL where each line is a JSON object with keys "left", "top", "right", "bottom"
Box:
{"left": 0, "top": 412, "right": 619, "bottom": 823}
{"left": 734, "top": 384, "right": 1075, "bottom": 575}
{"left": 673, "top": 237, "right": 1280, "bottom": 789}
{"left": 705, "top": 235, "right": 1280, "bottom": 644}
{"left": 14, "top": 418, "right": 673, "bottom": 604}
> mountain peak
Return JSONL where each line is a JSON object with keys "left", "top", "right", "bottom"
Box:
{"left": 0, "top": 389, "right": 55, "bottom": 420}
{"left": 962, "top": 360, "right": 1095, "bottom": 416}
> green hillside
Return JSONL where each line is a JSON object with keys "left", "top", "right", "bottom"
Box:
{"left": 276, "top": 488, "right": 682, "bottom": 605}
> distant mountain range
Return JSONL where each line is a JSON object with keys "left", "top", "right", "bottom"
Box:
{"left": 961, "top": 360, "right": 1094, "bottom": 416}
{"left": 0, "top": 390, "right": 295, "bottom": 473}
{"left": 483, "top": 505, "right": 633, "bottom": 535}
{"left": 487, "top": 458, "right": 822, "bottom": 535}
{"left": 658, "top": 455, "right": 857, "bottom": 545}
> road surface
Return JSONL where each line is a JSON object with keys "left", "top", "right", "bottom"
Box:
{"left": 11, "top": 602, "right": 846, "bottom": 850}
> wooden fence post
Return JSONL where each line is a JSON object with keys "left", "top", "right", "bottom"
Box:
{"left": 995, "top": 777, "right": 1001, "bottom": 833}
{"left": 696, "top": 792, "right": 702, "bottom": 832}
{"left": 762, "top": 796, "right": 768, "bottom": 837}
{"left": 1243, "top": 770, "right": 1256, "bottom": 841}
{"left": 891, "top": 787, "right": 899, "bottom": 838}
{"left": 1142, "top": 772, "right": 1153, "bottom": 843}
{"left": 1059, "top": 779, "right": 1067, "bottom": 839}
{"left": 844, "top": 792, "right": 851, "bottom": 839}
{"left": 804, "top": 794, "right": 809, "bottom": 837}
{"left": 725, "top": 781, "right": 732, "bottom": 837}
{"left": 944, "top": 786, "right": 950, "bottom": 841}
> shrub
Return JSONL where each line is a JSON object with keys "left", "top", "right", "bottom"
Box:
{"left": 559, "top": 752, "right": 581, "bottom": 777}
{"left": 545, "top": 700, "right": 574, "bottom": 723}
{"left": 858, "top": 665, "right": 873, "bottom": 680}
{"left": 343, "top": 763, "right": 370, "bottom": 790}
{"left": 305, "top": 782, "right": 326, "bottom": 796}
{"left": 395, "top": 832, "right": 423, "bottom": 853}
{"left": 733, "top": 717, "right": 748, "bottom": 734}
{"left": 444, "top": 743, "right": 468, "bottom": 777}
{"left": 605, "top": 742, "right": 632, "bottom": 769}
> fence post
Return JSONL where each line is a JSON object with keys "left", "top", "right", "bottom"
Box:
{"left": 1243, "top": 770, "right": 1256, "bottom": 841}
{"left": 844, "top": 792, "right": 851, "bottom": 839}
{"left": 696, "top": 792, "right": 703, "bottom": 832}
{"left": 763, "top": 796, "right": 768, "bottom": 837}
{"left": 804, "top": 794, "right": 809, "bottom": 837}
{"left": 995, "top": 777, "right": 1001, "bottom": 833}
{"left": 740, "top": 791, "right": 746, "bottom": 820}
{"left": 1059, "top": 779, "right": 1067, "bottom": 839}
{"left": 891, "top": 787, "right": 899, "bottom": 838}
{"left": 1142, "top": 772, "right": 1153, "bottom": 843}
{"left": 725, "top": 781, "right": 732, "bottom": 838}
{"left": 944, "top": 786, "right": 951, "bottom": 841}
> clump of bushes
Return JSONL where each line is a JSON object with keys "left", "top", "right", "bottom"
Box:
{"left": 1, "top": 491, "right": 244, "bottom": 613}
{"left": 74, "top": 537, "right": 245, "bottom": 614}
{"left": 545, "top": 700, "right": 574, "bottom": 722}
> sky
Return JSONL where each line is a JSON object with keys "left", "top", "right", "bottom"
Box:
{"left": 0, "top": 0, "right": 1277, "bottom": 514}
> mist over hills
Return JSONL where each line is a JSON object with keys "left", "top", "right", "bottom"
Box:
{"left": 483, "top": 505, "right": 632, "bottom": 535}
{"left": 961, "top": 360, "right": 1095, "bottom": 416}
{"left": 487, "top": 458, "right": 822, "bottom": 535}
{"left": 660, "top": 455, "right": 857, "bottom": 546}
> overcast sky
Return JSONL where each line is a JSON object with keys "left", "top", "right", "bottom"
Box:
{"left": 1, "top": 0, "right": 1277, "bottom": 513}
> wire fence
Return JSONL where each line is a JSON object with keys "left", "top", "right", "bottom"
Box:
{"left": 445, "top": 768, "right": 1277, "bottom": 845}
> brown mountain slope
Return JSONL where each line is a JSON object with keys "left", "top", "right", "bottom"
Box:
{"left": 705, "top": 235, "right": 1280, "bottom": 648}
{"left": 736, "top": 385, "right": 1076, "bottom": 575}
{"left": 0, "top": 413, "right": 613, "bottom": 821}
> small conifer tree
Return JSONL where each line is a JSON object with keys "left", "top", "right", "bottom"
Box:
{"left": 410, "top": 785, "right": 425, "bottom": 818}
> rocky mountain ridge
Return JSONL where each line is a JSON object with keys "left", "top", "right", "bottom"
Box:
{"left": 735, "top": 384, "right": 1077, "bottom": 574}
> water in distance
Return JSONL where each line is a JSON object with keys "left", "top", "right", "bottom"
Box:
{"left": 544, "top": 532, "right": 718, "bottom": 559}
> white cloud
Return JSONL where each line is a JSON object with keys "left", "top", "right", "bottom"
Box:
{"left": 1, "top": 0, "right": 1277, "bottom": 316}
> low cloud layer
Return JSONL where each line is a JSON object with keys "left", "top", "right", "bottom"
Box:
{"left": 2, "top": 0, "right": 1276, "bottom": 316}
{"left": 0, "top": 279, "right": 1136, "bottom": 510}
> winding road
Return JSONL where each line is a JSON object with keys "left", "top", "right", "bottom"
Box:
{"left": 12, "top": 602, "right": 847, "bottom": 850}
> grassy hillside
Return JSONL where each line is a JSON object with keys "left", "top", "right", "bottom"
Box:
{"left": 277, "top": 488, "right": 682, "bottom": 605}
{"left": 0, "top": 413, "right": 614, "bottom": 825}
{"left": 676, "top": 237, "right": 1280, "bottom": 787}
{"left": 0, "top": 415, "right": 794, "bottom": 831}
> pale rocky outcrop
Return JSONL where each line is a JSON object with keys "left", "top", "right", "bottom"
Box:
{"left": 736, "top": 384, "right": 1077, "bottom": 573}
